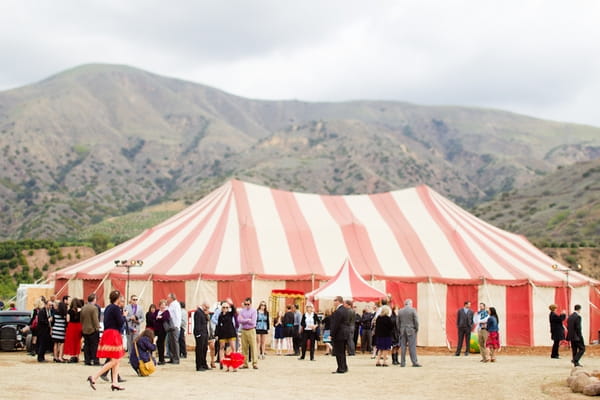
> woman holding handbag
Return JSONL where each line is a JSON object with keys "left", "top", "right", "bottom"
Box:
{"left": 130, "top": 328, "right": 157, "bottom": 376}
{"left": 153, "top": 299, "right": 172, "bottom": 365}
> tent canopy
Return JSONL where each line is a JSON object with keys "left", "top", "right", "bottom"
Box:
{"left": 305, "top": 258, "right": 387, "bottom": 301}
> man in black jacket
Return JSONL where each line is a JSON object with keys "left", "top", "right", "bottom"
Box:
{"left": 193, "top": 302, "right": 211, "bottom": 371}
{"left": 330, "top": 296, "right": 351, "bottom": 373}
{"left": 567, "top": 304, "right": 585, "bottom": 367}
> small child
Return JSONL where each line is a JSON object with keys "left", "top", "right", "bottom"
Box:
{"left": 220, "top": 345, "right": 244, "bottom": 372}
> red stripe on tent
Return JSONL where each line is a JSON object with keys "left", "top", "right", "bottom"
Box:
{"left": 589, "top": 287, "right": 600, "bottom": 343}
{"left": 271, "top": 189, "right": 324, "bottom": 276}
{"left": 506, "top": 284, "right": 532, "bottom": 346}
{"left": 417, "top": 186, "right": 489, "bottom": 279}
{"left": 83, "top": 279, "right": 105, "bottom": 307}
{"left": 110, "top": 278, "right": 126, "bottom": 299}
{"left": 54, "top": 278, "right": 69, "bottom": 298}
{"left": 371, "top": 192, "right": 440, "bottom": 278}
{"left": 434, "top": 193, "right": 561, "bottom": 282}
{"left": 320, "top": 196, "right": 384, "bottom": 276}
{"left": 386, "top": 281, "right": 418, "bottom": 309}
{"left": 554, "top": 286, "right": 570, "bottom": 316}
{"left": 153, "top": 281, "right": 185, "bottom": 306}
{"left": 218, "top": 279, "right": 252, "bottom": 309}
{"left": 233, "top": 180, "right": 264, "bottom": 275}
{"left": 446, "top": 285, "right": 478, "bottom": 348}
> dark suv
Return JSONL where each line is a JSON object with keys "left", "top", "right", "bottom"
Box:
{"left": 0, "top": 310, "right": 32, "bottom": 351}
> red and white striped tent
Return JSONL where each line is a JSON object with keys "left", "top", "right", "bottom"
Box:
{"left": 51, "top": 179, "right": 599, "bottom": 347}
{"left": 305, "top": 258, "right": 387, "bottom": 301}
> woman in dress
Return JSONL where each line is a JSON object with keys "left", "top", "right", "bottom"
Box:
{"left": 129, "top": 328, "right": 156, "bottom": 376}
{"left": 63, "top": 297, "right": 84, "bottom": 363}
{"left": 216, "top": 301, "right": 238, "bottom": 369}
{"left": 51, "top": 300, "right": 68, "bottom": 363}
{"left": 255, "top": 301, "right": 270, "bottom": 359}
{"left": 485, "top": 307, "right": 500, "bottom": 362}
{"left": 273, "top": 311, "right": 284, "bottom": 355}
{"left": 282, "top": 305, "right": 295, "bottom": 355}
{"left": 374, "top": 305, "right": 394, "bottom": 366}
{"left": 87, "top": 290, "right": 126, "bottom": 391}
{"left": 153, "top": 299, "right": 171, "bottom": 365}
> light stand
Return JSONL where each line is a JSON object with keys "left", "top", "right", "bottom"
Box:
{"left": 114, "top": 260, "right": 144, "bottom": 301}
{"left": 552, "top": 263, "right": 582, "bottom": 312}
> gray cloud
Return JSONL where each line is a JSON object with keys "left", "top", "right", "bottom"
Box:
{"left": 1, "top": 0, "right": 599, "bottom": 126}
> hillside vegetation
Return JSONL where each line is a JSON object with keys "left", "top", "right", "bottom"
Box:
{"left": 1, "top": 64, "right": 600, "bottom": 240}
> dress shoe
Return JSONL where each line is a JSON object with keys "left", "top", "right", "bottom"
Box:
{"left": 298, "top": 357, "right": 305, "bottom": 360}
{"left": 332, "top": 370, "right": 346, "bottom": 374}
{"left": 551, "top": 356, "right": 560, "bottom": 359}
{"left": 454, "top": 353, "right": 460, "bottom": 356}
{"left": 100, "top": 374, "right": 109, "bottom": 382}
{"left": 111, "top": 385, "right": 125, "bottom": 391}
{"left": 240, "top": 365, "right": 249, "bottom": 369}
{"left": 86, "top": 376, "right": 96, "bottom": 391}
{"left": 574, "top": 362, "right": 583, "bottom": 367}
{"left": 117, "top": 376, "right": 126, "bottom": 383}
{"left": 400, "top": 364, "right": 406, "bottom": 367}
{"left": 412, "top": 364, "right": 422, "bottom": 367}
{"left": 253, "top": 365, "right": 258, "bottom": 369}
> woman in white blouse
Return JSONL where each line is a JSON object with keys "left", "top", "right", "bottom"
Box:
{"left": 299, "top": 303, "right": 320, "bottom": 361}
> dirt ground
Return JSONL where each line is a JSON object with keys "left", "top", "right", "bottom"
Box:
{"left": 1, "top": 346, "right": 598, "bottom": 400}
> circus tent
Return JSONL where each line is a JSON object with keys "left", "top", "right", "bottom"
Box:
{"left": 305, "top": 258, "right": 387, "bottom": 301}
{"left": 50, "top": 179, "right": 599, "bottom": 346}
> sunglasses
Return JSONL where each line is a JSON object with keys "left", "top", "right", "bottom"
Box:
{"left": 244, "top": 302, "right": 250, "bottom": 306}
{"left": 132, "top": 298, "right": 138, "bottom": 301}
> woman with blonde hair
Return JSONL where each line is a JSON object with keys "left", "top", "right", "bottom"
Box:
{"left": 87, "top": 290, "right": 126, "bottom": 391}
{"left": 299, "top": 303, "right": 320, "bottom": 361}
{"left": 216, "top": 301, "right": 238, "bottom": 369}
{"left": 374, "top": 305, "right": 394, "bottom": 366}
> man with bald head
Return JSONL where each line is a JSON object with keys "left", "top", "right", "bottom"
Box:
{"left": 193, "top": 302, "right": 211, "bottom": 371}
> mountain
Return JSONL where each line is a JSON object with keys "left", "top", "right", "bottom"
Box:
{"left": 473, "top": 158, "right": 600, "bottom": 245}
{"left": 1, "top": 63, "right": 600, "bottom": 240}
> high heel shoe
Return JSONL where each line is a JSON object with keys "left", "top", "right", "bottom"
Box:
{"left": 111, "top": 385, "right": 125, "bottom": 391}
{"left": 86, "top": 376, "right": 96, "bottom": 391}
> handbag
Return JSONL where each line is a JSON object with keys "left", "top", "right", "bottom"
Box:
{"left": 135, "top": 341, "right": 156, "bottom": 376}
{"left": 163, "top": 317, "right": 177, "bottom": 332}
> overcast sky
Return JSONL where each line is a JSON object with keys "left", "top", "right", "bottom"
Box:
{"left": 1, "top": 1, "right": 599, "bottom": 127}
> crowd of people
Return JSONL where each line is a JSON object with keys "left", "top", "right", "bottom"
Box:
{"left": 18, "top": 290, "right": 587, "bottom": 391}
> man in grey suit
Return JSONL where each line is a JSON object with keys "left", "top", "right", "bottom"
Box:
{"left": 124, "top": 294, "right": 145, "bottom": 353}
{"left": 455, "top": 301, "right": 474, "bottom": 356}
{"left": 397, "top": 298, "right": 421, "bottom": 367}
{"left": 330, "top": 296, "right": 351, "bottom": 373}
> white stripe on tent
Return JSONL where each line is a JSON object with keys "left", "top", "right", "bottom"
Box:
{"left": 344, "top": 194, "right": 413, "bottom": 277}
{"left": 295, "top": 192, "right": 349, "bottom": 276}
{"left": 214, "top": 195, "right": 242, "bottom": 275}
{"left": 245, "top": 182, "right": 296, "bottom": 276}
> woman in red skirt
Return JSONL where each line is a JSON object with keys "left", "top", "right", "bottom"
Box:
{"left": 485, "top": 307, "right": 500, "bottom": 362}
{"left": 63, "top": 298, "right": 84, "bottom": 362}
{"left": 87, "top": 290, "right": 126, "bottom": 391}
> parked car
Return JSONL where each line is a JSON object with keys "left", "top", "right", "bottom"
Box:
{"left": 0, "top": 310, "right": 32, "bottom": 351}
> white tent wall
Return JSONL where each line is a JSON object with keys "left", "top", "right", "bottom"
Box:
{"left": 127, "top": 280, "right": 151, "bottom": 307}
{"left": 572, "top": 286, "right": 589, "bottom": 344}
{"left": 532, "top": 286, "right": 555, "bottom": 346}
{"left": 185, "top": 279, "right": 217, "bottom": 310}
{"left": 417, "top": 281, "right": 448, "bottom": 347}
{"left": 479, "top": 283, "right": 507, "bottom": 346}
{"left": 67, "top": 279, "right": 84, "bottom": 301}
{"left": 255, "top": 279, "right": 286, "bottom": 305}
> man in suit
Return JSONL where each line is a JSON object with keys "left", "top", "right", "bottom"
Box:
{"left": 330, "top": 296, "right": 351, "bottom": 373}
{"left": 567, "top": 304, "right": 585, "bottom": 367}
{"left": 125, "top": 294, "right": 145, "bottom": 354}
{"left": 193, "top": 302, "right": 211, "bottom": 371}
{"left": 397, "top": 298, "right": 421, "bottom": 367}
{"left": 455, "top": 300, "right": 474, "bottom": 356}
